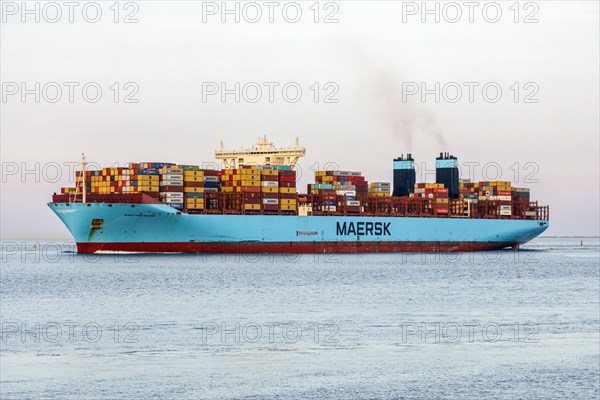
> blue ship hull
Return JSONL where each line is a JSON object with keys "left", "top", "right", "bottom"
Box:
{"left": 48, "top": 202, "right": 549, "bottom": 253}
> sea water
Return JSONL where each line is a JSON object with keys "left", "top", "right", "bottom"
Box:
{"left": 1, "top": 237, "right": 598, "bottom": 399}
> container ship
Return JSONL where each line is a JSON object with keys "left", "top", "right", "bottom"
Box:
{"left": 49, "top": 137, "right": 549, "bottom": 254}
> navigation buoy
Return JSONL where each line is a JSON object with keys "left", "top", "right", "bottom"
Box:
{"left": 580, "top": 240, "right": 583, "bottom": 246}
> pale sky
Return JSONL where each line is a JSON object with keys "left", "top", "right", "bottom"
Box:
{"left": 1, "top": 1, "right": 599, "bottom": 238}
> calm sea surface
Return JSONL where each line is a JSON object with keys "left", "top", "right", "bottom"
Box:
{"left": 1, "top": 237, "right": 598, "bottom": 399}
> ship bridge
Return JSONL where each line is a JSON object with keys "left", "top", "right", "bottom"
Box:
{"left": 215, "top": 135, "right": 306, "bottom": 169}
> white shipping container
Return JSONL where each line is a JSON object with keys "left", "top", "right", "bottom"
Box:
{"left": 346, "top": 200, "right": 360, "bottom": 206}
{"left": 162, "top": 192, "right": 184, "bottom": 199}
{"left": 261, "top": 181, "right": 279, "bottom": 188}
{"left": 500, "top": 210, "right": 512, "bottom": 216}
{"left": 204, "top": 176, "right": 219, "bottom": 183}
{"left": 336, "top": 190, "right": 356, "bottom": 196}
{"left": 332, "top": 171, "right": 361, "bottom": 177}
{"left": 161, "top": 182, "right": 184, "bottom": 187}
{"left": 262, "top": 198, "right": 279, "bottom": 205}
{"left": 162, "top": 168, "right": 183, "bottom": 174}
{"left": 525, "top": 211, "right": 536, "bottom": 217}
{"left": 162, "top": 173, "right": 184, "bottom": 179}
{"left": 498, "top": 196, "right": 512, "bottom": 201}
{"left": 324, "top": 206, "right": 337, "bottom": 212}
{"left": 332, "top": 171, "right": 347, "bottom": 176}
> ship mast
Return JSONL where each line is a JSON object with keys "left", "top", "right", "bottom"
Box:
{"left": 81, "top": 153, "right": 87, "bottom": 203}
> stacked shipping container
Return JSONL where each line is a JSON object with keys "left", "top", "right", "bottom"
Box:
{"left": 369, "top": 182, "right": 391, "bottom": 197}
{"left": 477, "top": 181, "right": 512, "bottom": 216}
{"left": 278, "top": 169, "right": 298, "bottom": 212}
{"left": 181, "top": 166, "right": 220, "bottom": 211}
{"left": 309, "top": 170, "right": 368, "bottom": 212}
{"left": 414, "top": 183, "right": 449, "bottom": 215}
{"left": 58, "top": 156, "right": 541, "bottom": 220}
{"left": 311, "top": 171, "right": 368, "bottom": 196}
{"left": 73, "top": 166, "right": 161, "bottom": 197}
{"left": 220, "top": 165, "right": 298, "bottom": 213}
{"left": 66, "top": 163, "right": 222, "bottom": 210}
{"left": 159, "top": 166, "right": 184, "bottom": 209}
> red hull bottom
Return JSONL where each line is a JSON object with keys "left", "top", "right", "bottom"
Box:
{"left": 76, "top": 241, "right": 516, "bottom": 254}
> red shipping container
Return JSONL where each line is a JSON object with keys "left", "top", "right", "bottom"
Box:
{"left": 346, "top": 176, "right": 365, "bottom": 183}
{"left": 184, "top": 181, "right": 204, "bottom": 187}
{"left": 433, "top": 188, "right": 448, "bottom": 194}
{"left": 261, "top": 204, "right": 279, "bottom": 211}
{"left": 435, "top": 207, "right": 449, "bottom": 214}
{"left": 161, "top": 185, "right": 184, "bottom": 191}
{"left": 278, "top": 171, "right": 296, "bottom": 177}
{"left": 279, "top": 182, "right": 296, "bottom": 188}
{"left": 262, "top": 192, "right": 279, "bottom": 199}
{"left": 241, "top": 186, "right": 261, "bottom": 193}
{"left": 278, "top": 175, "right": 296, "bottom": 182}
{"left": 498, "top": 190, "right": 512, "bottom": 196}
